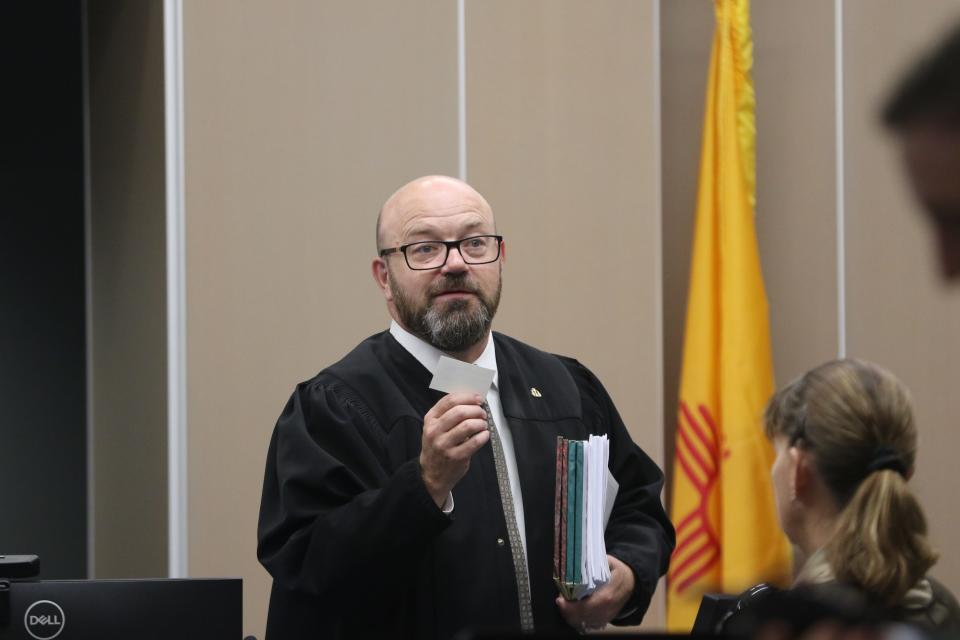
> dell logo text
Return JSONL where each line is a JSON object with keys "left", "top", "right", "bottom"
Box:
{"left": 24, "top": 600, "right": 66, "bottom": 640}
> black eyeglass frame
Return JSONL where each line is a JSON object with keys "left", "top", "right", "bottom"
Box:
{"left": 378, "top": 234, "right": 504, "bottom": 271}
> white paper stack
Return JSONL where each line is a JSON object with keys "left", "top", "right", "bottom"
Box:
{"left": 582, "top": 434, "right": 612, "bottom": 594}
{"left": 554, "top": 434, "right": 620, "bottom": 600}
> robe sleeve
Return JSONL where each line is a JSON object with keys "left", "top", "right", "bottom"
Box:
{"left": 566, "top": 359, "right": 676, "bottom": 625}
{"left": 256, "top": 378, "right": 451, "bottom": 609}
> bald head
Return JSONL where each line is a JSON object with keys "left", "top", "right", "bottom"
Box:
{"left": 370, "top": 175, "right": 504, "bottom": 360}
{"left": 376, "top": 176, "right": 495, "bottom": 253}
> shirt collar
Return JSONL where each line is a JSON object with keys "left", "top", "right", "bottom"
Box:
{"left": 389, "top": 320, "right": 499, "bottom": 389}
{"left": 794, "top": 548, "right": 834, "bottom": 586}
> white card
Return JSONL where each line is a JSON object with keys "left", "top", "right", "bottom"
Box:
{"left": 429, "top": 355, "right": 495, "bottom": 396}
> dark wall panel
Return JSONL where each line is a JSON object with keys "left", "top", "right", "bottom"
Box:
{"left": 0, "top": 1, "right": 87, "bottom": 579}
{"left": 87, "top": 0, "right": 168, "bottom": 578}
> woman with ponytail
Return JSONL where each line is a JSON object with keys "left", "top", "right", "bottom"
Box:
{"left": 763, "top": 358, "right": 960, "bottom": 633}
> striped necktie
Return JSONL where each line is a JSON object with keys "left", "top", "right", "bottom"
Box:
{"left": 482, "top": 400, "right": 534, "bottom": 632}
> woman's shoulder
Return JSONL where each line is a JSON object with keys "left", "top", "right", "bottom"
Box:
{"left": 896, "top": 575, "right": 960, "bottom": 635}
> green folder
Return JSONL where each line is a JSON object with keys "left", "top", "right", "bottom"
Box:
{"left": 565, "top": 440, "right": 577, "bottom": 582}
{"left": 573, "top": 440, "right": 583, "bottom": 585}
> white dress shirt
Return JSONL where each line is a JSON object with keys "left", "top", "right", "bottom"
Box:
{"left": 389, "top": 320, "right": 528, "bottom": 559}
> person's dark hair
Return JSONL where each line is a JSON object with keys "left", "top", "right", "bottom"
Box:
{"left": 884, "top": 21, "right": 960, "bottom": 129}
{"left": 764, "top": 359, "right": 938, "bottom": 606}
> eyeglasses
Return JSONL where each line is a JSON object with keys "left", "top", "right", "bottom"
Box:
{"left": 379, "top": 235, "right": 503, "bottom": 271}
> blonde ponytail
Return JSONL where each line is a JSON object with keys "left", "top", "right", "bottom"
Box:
{"left": 826, "top": 468, "right": 938, "bottom": 605}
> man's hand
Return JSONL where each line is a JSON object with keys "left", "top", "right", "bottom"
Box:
{"left": 555, "top": 554, "right": 636, "bottom": 632}
{"left": 420, "top": 393, "right": 491, "bottom": 507}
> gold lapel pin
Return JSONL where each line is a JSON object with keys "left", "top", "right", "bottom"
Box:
{"left": 530, "top": 387, "right": 542, "bottom": 398}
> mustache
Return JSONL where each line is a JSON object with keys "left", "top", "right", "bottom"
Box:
{"left": 429, "top": 276, "right": 481, "bottom": 297}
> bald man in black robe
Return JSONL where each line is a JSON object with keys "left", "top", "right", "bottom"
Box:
{"left": 257, "top": 176, "right": 674, "bottom": 639}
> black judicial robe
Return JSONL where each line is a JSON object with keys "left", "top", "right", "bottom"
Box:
{"left": 257, "top": 331, "right": 675, "bottom": 640}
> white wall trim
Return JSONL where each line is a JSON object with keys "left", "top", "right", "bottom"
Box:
{"left": 164, "top": 0, "right": 189, "bottom": 579}
{"left": 651, "top": 0, "right": 667, "bottom": 624}
{"left": 457, "top": 0, "right": 467, "bottom": 181}
{"left": 835, "top": 0, "right": 847, "bottom": 358}
{"left": 652, "top": 0, "right": 664, "bottom": 488}
{"left": 81, "top": 0, "right": 95, "bottom": 579}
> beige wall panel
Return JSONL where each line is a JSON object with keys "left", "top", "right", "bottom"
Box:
{"left": 182, "top": 1, "right": 458, "bottom": 635}
{"left": 466, "top": 0, "right": 664, "bottom": 628}
{"left": 844, "top": 0, "right": 960, "bottom": 596}
{"left": 661, "top": 0, "right": 718, "bottom": 499}
{"left": 87, "top": 0, "right": 168, "bottom": 578}
{"left": 753, "top": 0, "right": 839, "bottom": 385}
{"left": 662, "top": 0, "right": 839, "bottom": 498}
{"left": 660, "top": 4, "right": 838, "bottom": 585}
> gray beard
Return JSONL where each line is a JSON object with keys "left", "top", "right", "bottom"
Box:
{"left": 418, "top": 298, "right": 492, "bottom": 352}
{"left": 389, "top": 272, "right": 500, "bottom": 353}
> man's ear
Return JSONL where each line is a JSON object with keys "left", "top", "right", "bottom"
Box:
{"left": 500, "top": 239, "right": 507, "bottom": 264}
{"left": 371, "top": 258, "right": 393, "bottom": 301}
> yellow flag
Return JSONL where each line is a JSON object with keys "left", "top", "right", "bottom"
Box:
{"left": 666, "top": 0, "right": 792, "bottom": 631}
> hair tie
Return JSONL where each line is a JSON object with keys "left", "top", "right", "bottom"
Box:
{"left": 866, "top": 446, "right": 907, "bottom": 477}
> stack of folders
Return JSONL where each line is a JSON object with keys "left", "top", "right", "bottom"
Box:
{"left": 553, "top": 434, "right": 618, "bottom": 601}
